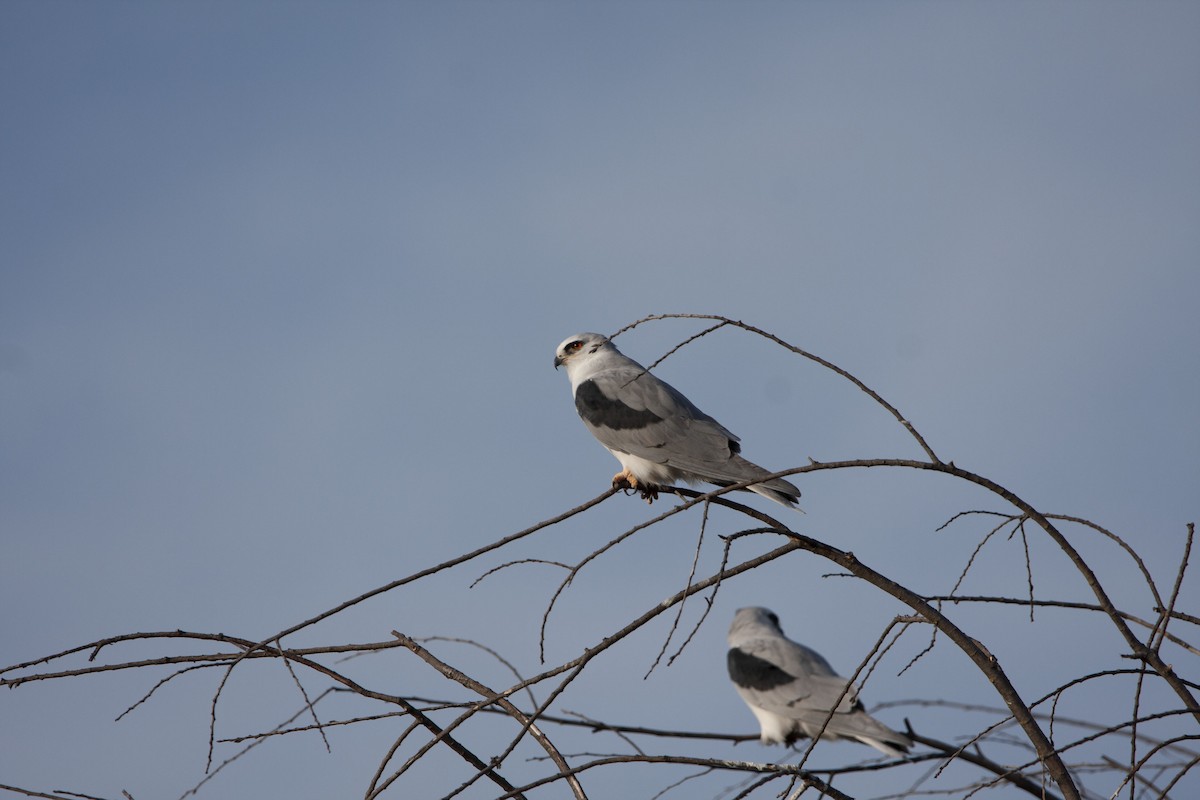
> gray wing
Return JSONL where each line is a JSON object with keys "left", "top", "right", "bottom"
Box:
{"left": 727, "top": 635, "right": 857, "bottom": 719}
{"left": 574, "top": 365, "right": 742, "bottom": 470}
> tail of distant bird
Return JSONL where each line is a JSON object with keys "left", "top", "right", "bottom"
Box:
{"left": 856, "top": 733, "right": 911, "bottom": 759}
{"left": 847, "top": 722, "right": 911, "bottom": 758}
{"left": 815, "top": 710, "right": 912, "bottom": 758}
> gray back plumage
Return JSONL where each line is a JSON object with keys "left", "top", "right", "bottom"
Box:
{"left": 578, "top": 362, "right": 742, "bottom": 472}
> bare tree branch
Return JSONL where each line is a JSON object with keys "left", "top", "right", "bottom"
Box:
{"left": 391, "top": 632, "right": 587, "bottom": 800}
{"left": 4, "top": 316, "right": 1194, "bottom": 800}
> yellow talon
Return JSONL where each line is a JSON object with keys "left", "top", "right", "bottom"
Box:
{"left": 612, "top": 469, "right": 658, "bottom": 503}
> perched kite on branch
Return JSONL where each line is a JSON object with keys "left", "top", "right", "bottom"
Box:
{"left": 727, "top": 606, "right": 911, "bottom": 758}
{"left": 553, "top": 332, "right": 801, "bottom": 508}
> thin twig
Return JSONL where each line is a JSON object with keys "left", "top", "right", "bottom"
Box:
{"left": 612, "top": 313, "right": 940, "bottom": 462}
{"left": 906, "top": 728, "right": 1064, "bottom": 800}
{"left": 644, "top": 499, "right": 711, "bottom": 678}
{"left": 391, "top": 633, "right": 587, "bottom": 800}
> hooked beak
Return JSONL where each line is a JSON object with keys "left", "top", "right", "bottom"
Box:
{"left": 553, "top": 355, "right": 563, "bottom": 369}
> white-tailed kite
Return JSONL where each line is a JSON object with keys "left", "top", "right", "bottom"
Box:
{"left": 727, "top": 606, "right": 911, "bottom": 758}
{"left": 553, "top": 332, "right": 801, "bottom": 508}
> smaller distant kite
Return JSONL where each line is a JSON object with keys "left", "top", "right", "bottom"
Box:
{"left": 727, "top": 606, "right": 911, "bottom": 757}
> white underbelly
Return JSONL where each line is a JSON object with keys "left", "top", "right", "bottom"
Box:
{"left": 607, "top": 450, "right": 686, "bottom": 486}
{"left": 747, "top": 704, "right": 794, "bottom": 745}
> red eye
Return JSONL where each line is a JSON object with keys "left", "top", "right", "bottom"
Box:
{"left": 567, "top": 341, "right": 582, "bottom": 352}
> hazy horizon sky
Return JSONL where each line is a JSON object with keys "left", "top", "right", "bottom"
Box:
{"left": 2, "top": 2, "right": 1198, "bottom": 798}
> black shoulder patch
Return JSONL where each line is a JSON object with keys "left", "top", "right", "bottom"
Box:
{"left": 575, "top": 379, "right": 663, "bottom": 430}
{"left": 727, "top": 648, "right": 794, "bottom": 690}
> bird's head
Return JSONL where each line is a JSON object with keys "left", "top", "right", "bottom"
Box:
{"left": 729, "top": 606, "right": 784, "bottom": 643}
{"left": 553, "top": 332, "right": 612, "bottom": 372}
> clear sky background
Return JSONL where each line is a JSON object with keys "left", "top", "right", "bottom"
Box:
{"left": 2, "top": 2, "right": 1198, "bottom": 799}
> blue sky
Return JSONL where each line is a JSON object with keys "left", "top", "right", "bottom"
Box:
{"left": 2, "top": 2, "right": 1198, "bottom": 798}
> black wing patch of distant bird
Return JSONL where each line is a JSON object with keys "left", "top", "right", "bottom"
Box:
{"left": 727, "top": 648, "right": 794, "bottom": 691}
